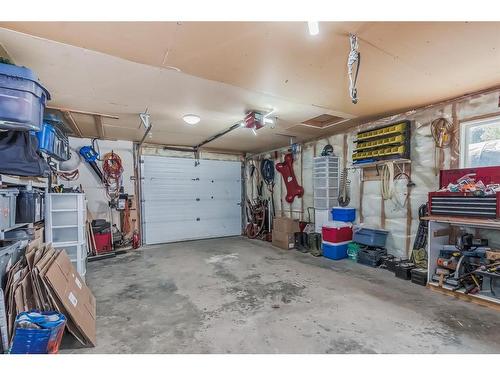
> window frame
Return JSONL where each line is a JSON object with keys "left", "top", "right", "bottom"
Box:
{"left": 459, "top": 114, "right": 500, "bottom": 168}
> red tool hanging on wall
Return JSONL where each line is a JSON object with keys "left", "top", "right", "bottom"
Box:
{"left": 276, "top": 153, "right": 304, "bottom": 203}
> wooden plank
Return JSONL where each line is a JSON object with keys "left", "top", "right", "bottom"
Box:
{"left": 0, "top": 44, "right": 14, "bottom": 64}
{"left": 300, "top": 148, "right": 304, "bottom": 221}
{"left": 450, "top": 103, "right": 460, "bottom": 169}
{"left": 380, "top": 196, "right": 386, "bottom": 229}
{"left": 47, "top": 106, "right": 119, "bottom": 119}
{"left": 359, "top": 180, "right": 364, "bottom": 223}
{"left": 460, "top": 110, "right": 500, "bottom": 124}
{"left": 405, "top": 189, "right": 412, "bottom": 257}
{"left": 342, "top": 134, "right": 348, "bottom": 170}
{"left": 427, "top": 284, "right": 500, "bottom": 312}
{"left": 94, "top": 115, "right": 105, "bottom": 139}
{"left": 351, "top": 158, "right": 411, "bottom": 169}
{"left": 63, "top": 111, "right": 83, "bottom": 138}
{"left": 422, "top": 215, "right": 500, "bottom": 230}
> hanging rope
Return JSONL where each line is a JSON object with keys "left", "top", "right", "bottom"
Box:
{"left": 102, "top": 151, "right": 123, "bottom": 200}
{"left": 380, "top": 162, "right": 395, "bottom": 200}
{"left": 431, "top": 117, "right": 452, "bottom": 148}
{"left": 431, "top": 117, "right": 452, "bottom": 173}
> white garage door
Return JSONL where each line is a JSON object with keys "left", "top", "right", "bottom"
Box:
{"left": 140, "top": 155, "right": 242, "bottom": 244}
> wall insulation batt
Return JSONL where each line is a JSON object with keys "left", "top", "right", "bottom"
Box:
{"left": 246, "top": 89, "right": 500, "bottom": 258}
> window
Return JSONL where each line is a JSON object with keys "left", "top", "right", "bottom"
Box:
{"left": 460, "top": 116, "right": 500, "bottom": 167}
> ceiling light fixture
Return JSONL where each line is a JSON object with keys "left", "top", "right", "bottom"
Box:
{"left": 182, "top": 114, "right": 201, "bottom": 125}
{"left": 308, "top": 21, "right": 319, "bottom": 36}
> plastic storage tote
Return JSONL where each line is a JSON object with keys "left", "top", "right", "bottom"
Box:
{"left": 353, "top": 227, "right": 389, "bottom": 248}
{"left": 0, "top": 63, "right": 50, "bottom": 131}
{"left": 9, "top": 311, "right": 66, "bottom": 354}
{"left": 16, "top": 189, "right": 44, "bottom": 223}
{"left": 322, "top": 240, "right": 350, "bottom": 260}
{"left": 357, "top": 247, "right": 387, "bottom": 267}
{"left": 0, "top": 188, "right": 19, "bottom": 230}
{"left": 331, "top": 207, "right": 356, "bottom": 222}
{"left": 322, "top": 224, "right": 353, "bottom": 243}
{"left": 36, "top": 121, "right": 70, "bottom": 161}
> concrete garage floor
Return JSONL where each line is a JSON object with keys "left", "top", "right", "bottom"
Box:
{"left": 64, "top": 237, "right": 500, "bottom": 354}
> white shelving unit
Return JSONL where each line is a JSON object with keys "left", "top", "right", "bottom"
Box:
{"left": 313, "top": 156, "right": 339, "bottom": 209}
{"left": 45, "top": 193, "right": 87, "bottom": 278}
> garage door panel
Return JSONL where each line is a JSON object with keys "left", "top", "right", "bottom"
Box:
{"left": 141, "top": 155, "right": 242, "bottom": 245}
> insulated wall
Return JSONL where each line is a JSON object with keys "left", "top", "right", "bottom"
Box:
{"left": 246, "top": 89, "right": 500, "bottom": 257}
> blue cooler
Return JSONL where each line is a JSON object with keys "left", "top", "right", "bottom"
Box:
{"left": 322, "top": 240, "right": 351, "bottom": 260}
{"left": 0, "top": 63, "right": 50, "bottom": 131}
{"left": 331, "top": 207, "right": 356, "bottom": 222}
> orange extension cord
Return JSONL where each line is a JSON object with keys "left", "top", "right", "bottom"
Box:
{"left": 102, "top": 151, "right": 123, "bottom": 200}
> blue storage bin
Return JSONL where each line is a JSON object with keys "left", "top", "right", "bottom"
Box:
{"left": 353, "top": 227, "right": 389, "bottom": 248}
{"left": 322, "top": 240, "right": 350, "bottom": 260}
{"left": 10, "top": 311, "right": 66, "bottom": 354}
{"left": 331, "top": 207, "right": 356, "bottom": 222}
{"left": 36, "top": 120, "right": 70, "bottom": 161}
{"left": 0, "top": 63, "right": 50, "bottom": 131}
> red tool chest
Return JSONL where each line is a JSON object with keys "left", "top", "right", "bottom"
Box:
{"left": 428, "top": 166, "right": 500, "bottom": 219}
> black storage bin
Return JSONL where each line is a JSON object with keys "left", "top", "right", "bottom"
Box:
{"left": 16, "top": 189, "right": 44, "bottom": 223}
{"left": 395, "top": 262, "right": 416, "bottom": 280}
{"left": 386, "top": 257, "right": 408, "bottom": 273}
{"left": 411, "top": 268, "right": 428, "bottom": 286}
{"left": 357, "top": 247, "right": 387, "bottom": 267}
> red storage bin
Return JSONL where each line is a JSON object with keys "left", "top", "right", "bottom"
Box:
{"left": 322, "top": 225, "right": 353, "bottom": 243}
{"left": 94, "top": 232, "right": 112, "bottom": 254}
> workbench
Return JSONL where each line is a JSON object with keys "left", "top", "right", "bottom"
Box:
{"left": 424, "top": 215, "right": 500, "bottom": 311}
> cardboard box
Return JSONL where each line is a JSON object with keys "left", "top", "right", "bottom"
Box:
{"left": 272, "top": 230, "right": 295, "bottom": 250}
{"left": 273, "top": 217, "right": 300, "bottom": 234}
{"left": 43, "top": 251, "right": 96, "bottom": 346}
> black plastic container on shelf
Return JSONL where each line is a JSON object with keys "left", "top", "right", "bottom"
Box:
{"left": 395, "top": 262, "right": 416, "bottom": 280}
{"left": 357, "top": 246, "right": 387, "bottom": 267}
{"left": 36, "top": 119, "right": 70, "bottom": 161}
{"left": 15, "top": 189, "right": 44, "bottom": 224}
{"left": 411, "top": 268, "right": 428, "bottom": 286}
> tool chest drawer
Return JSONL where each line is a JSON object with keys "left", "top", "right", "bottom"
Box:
{"left": 428, "top": 192, "right": 499, "bottom": 218}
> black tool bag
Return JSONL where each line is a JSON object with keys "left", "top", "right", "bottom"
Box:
{"left": 0, "top": 130, "right": 50, "bottom": 177}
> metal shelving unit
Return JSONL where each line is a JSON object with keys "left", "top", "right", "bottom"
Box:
{"left": 0, "top": 174, "right": 48, "bottom": 240}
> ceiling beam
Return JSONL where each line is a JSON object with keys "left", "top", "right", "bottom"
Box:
{"left": 93, "top": 115, "right": 105, "bottom": 138}
{"left": 62, "top": 111, "right": 83, "bottom": 138}
{"left": 0, "top": 43, "right": 14, "bottom": 64}
{"left": 47, "top": 106, "right": 119, "bottom": 120}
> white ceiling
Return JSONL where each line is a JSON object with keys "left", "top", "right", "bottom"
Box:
{"left": 2, "top": 22, "right": 500, "bottom": 152}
